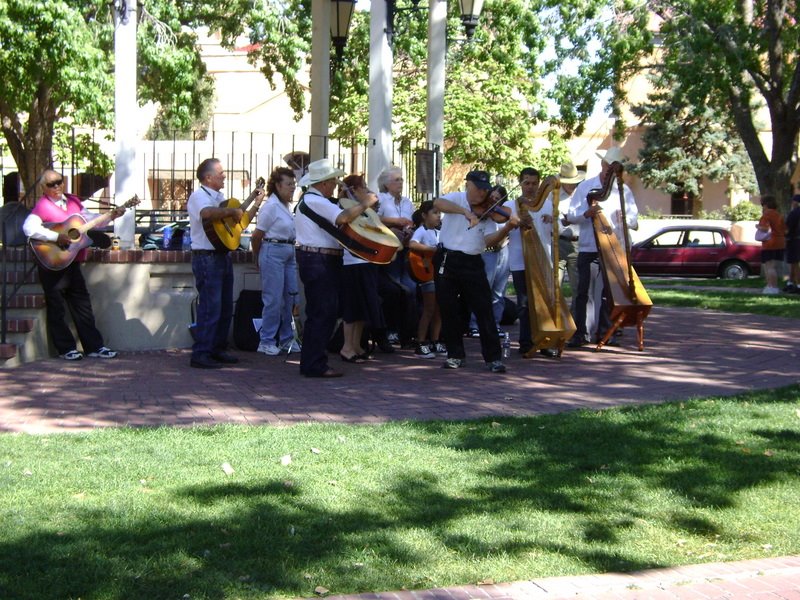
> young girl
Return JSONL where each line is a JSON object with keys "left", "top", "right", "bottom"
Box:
{"left": 409, "top": 201, "right": 444, "bottom": 358}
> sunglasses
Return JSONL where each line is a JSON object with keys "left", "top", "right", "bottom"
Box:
{"left": 45, "top": 179, "right": 64, "bottom": 188}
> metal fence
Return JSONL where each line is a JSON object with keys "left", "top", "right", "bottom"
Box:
{"left": 1, "top": 129, "right": 441, "bottom": 223}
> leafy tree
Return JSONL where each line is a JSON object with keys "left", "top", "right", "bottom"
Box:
{"left": 539, "top": 0, "right": 800, "bottom": 210}
{"left": 330, "top": 1, "right": 550, "bottom": 180}
{"left": 628, "top": 72, "right": 756, "bottom": 215}
{"left": 0, "top": 0, "right": 213, "bottom": 202}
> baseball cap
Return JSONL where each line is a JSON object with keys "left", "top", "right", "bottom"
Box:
{"left": 465, "top": 170, "right": 492, "bottom": 191}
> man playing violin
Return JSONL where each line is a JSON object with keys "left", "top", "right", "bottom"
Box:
{"left": 433, "top": 170, "right": 519, "bottom": 373}
{"left": 187, "top": 158, "right": 262, "bottom": 369}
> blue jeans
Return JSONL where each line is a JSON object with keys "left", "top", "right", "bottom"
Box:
{"left": 470, "top": 247, "right": 510, "bottom": 330}
{"left": 259, "top": 242, "right": 298, "bottom": 346}
{"left": 191, "top": 252, "right": 234, "bottom": 359}
{"left": 297, "top": 250, "right": 341, "bottom": 376}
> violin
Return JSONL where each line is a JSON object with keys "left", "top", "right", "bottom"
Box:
{"left": 467, "top": 184, "right": 517, "bottom": 229}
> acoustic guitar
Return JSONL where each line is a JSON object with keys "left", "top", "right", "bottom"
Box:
{"left": 408, "top": 250, "right": 434, "bottom": 283}
{"left": 337, "top": 196, "right": 402, "bottom": 264}
{"left": 29, "top": 197, "right": 141, "bottom": 271}
{"left": 203, "top": 177, "right": 266, "bottom": 252}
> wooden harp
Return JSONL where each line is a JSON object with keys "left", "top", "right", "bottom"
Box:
{"left": 588, "top": 162, "right": 653, "bottom": 350}
{"left": 519, "top": 175, "right": 577, "bottom": 356}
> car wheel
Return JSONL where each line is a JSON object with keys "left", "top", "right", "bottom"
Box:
{"left": 720, "top": 261, "right": 748, "bottom": 280}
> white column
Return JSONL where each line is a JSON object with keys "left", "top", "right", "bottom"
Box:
{"left": 426, "top": 0, "right": 446, "bottom": 151}
{"left": 367, "top": 1, "right": 393, "bottom": 191}
{"left": 310, "top": 0, "right": 331, "bottom": 161}
{"left": 113, "top": 0, "right": 138, "bottom": 249}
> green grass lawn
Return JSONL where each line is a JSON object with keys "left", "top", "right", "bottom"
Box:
{"left": 1, "top": 386, "right": 799, "bottom": 600}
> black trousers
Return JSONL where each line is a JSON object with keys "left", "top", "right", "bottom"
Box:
{"left": 433, "top": 248, "right": 501, "bottom": 362}
{"left": 37, "top": 262, "right": 104, "bottom": 355}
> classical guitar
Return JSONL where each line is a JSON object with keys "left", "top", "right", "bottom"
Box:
{"left": 408, "top": 250, "right": 434, "bottom": 283}
{"left": 203, "top": 177, "right": 266, "bottom": 252}
{"left": 29, "top": 197, "right": 141, "bottom": 271}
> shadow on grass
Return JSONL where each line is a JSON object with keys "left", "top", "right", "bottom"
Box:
{"left": 0, "top": 389, "right": 798, "bottom": 599}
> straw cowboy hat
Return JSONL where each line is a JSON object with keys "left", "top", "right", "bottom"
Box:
{"left": 596, "top": 147, "right": 627, "bottom": 164}
{"left": 298, "top": 158, "right": 346, "bottom": 186}
{"left": 559, "top": 162, "right": 586, "bottom": 184}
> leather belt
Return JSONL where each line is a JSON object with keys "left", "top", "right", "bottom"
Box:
{"left": 297, "top": 244, "right": 343, "bottom": 257}
{"left": 560, "top": 235, "right": 579, "bottom": 242}
{"left": 266, "top": 238, "right": 296, "bottom": 244}
{"left": 484, "top": 245, "right": 503, "bottom": 253}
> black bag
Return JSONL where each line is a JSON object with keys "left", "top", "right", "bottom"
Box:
{"left": 233, "top": 289, "right": 263, "bottom": 351}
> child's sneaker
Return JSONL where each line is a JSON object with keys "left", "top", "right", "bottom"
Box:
{"left": 434, "top": 342, "right": 447, "bottom": 356}
{"left": 442, "top": 357, "right": 464, "bottom": 369}
{"left": 487, "top": 360, "right": 506, "bottom": 373}
{"left": 414, "top": 342, "right": 435, "bottom": 359}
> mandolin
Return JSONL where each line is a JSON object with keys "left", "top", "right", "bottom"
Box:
{"left": 203, "top": 177, "right": 266, "bottom": 252}
{"left": 29, "top": 197, "right": 141, "bottom": 271}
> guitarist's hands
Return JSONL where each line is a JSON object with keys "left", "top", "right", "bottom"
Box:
{"left": 225, "top": 207, "right": 245, "bottom": 222}
{"left": 56, "top": 233, "right": 72, "bottom": 249}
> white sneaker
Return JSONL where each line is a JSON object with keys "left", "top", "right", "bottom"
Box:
{"left": 87, "top": 347, "right": 117, "bottom": 359}
{"left": 762, "top": 286, "right": 780, "bottom": 295}
{"left": 257, "top": 343, "right": 282, "bottom": 356}
{"left": 434, "top": 342, "right": 447, "bottom": 356}
{"left": 282, "top": 340, "right": 301, "bottom": 354}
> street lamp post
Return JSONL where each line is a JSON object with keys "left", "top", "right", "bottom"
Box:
{"left": 330, "top": 0, "right": 356, "bottom": 71}
{"left": 458, "top": 0, "right": 485, "bottom": 40}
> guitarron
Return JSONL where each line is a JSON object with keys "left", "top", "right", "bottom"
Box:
{"left": 518, "top": 176, "right": 577, "bottom": 356}
{"left": 588, "top": 162, "right": 652, "bottom": 350}
{"left": 203, "top": 177, "right": 266, "bottom": 252}
{"left": 29, "top": 197, "right": 141, "bottom": 271}
{"left": 337, "top": 196, "right": 402, "bottom": 264}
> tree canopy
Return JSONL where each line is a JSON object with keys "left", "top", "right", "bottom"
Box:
{"left": 0, "top": 0, "right": 213, "bottom": 199}
{"left": 539, "top": 0, "right": 799, "bottom": 209}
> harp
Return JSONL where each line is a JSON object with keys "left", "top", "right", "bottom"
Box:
{"left": 588, "top": 162, "right": 652, "bottom": 350}
{"left": 519, "top": 175, "right": 577, "bottom": 356}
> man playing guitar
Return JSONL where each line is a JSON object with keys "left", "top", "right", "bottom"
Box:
{"left": 22, "top": 169, "right": 123, "bottom": 360}
{"left": 187, "top": 158, "right": 264, "bottom": 369}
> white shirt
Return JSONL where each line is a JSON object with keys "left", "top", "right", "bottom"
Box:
{"left": 438, "top": 192, "right": 491, "bottom": 255}
{"left": 558, "top": 187, "right": 579, "bottom": 240}
{"left": 255, "top": 193, "right": 296, "bottom": 241}
{"left": 187, "top": 184, "right": 224, "bottom": 251}
{"left": 531, "top": 195, "right": 554, "bottom": 262}
{"left": 568, "top": 173, "right": 639, "bottom": 253}
{"left": 377, "top": 193, "right": 414, "bottom": 221}
{"left": 504, "top": 199, "right": 529, "bottom": 272}
{"left": 294, "top": 187, "right": 344, "bottom": 249}
{"left": 411, "top": 225, "right": 439, "bottom": 248}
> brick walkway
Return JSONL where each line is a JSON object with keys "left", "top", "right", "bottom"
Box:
{"left": 1, "top": 305, "right": 798, "bottom": 599}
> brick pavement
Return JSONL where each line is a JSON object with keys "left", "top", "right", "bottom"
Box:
{"left": 0, "top": 305, "right": 798, "bottom": 599}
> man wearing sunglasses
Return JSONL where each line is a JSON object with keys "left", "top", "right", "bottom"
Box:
{"left": 22, "top": 169, "right": 118, "bottom": 361}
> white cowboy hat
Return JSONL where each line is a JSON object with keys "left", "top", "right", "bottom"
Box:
{"left": 298, "top": 158, "right": 346, "bottom": 186}
{"left": 559, "top": 162, "right": 586, "bottom": 184}
{"left": 596, "top": 147, "right": 627, "bottom": 164}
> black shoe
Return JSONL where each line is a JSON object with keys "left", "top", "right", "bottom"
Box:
{"left": 567, "top": 335, "right": 587, "bottom": 348}
{"left": 376, "top": 339, "right": 395, "bottom": 353}
{"left": 518, "top": 345, "right": 533, "bottom": 355}
{"left": 539, "top": 348, "right": 559, "bottom": 358}
{"left": 191, "top": 355, "right": 224, "bottom": 369}
{"left": 211, "top": 352, "right": 239, "bottom": 364}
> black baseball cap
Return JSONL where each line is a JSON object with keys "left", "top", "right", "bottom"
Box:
{"left": 465, "top": 170, "right": 492, "bottom": 191}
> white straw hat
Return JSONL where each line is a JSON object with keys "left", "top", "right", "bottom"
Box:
{"left": 298, "top": 158, "right": 346, "bottom": 186}
{"left": 596, "top": 147, "right": 627, "bottom": 164}
{"left": 558, "top": 162, "right": 586, "bottom": 184}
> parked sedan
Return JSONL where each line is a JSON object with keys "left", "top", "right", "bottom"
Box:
{"left": 631, "top": 226, "right": 761, "bottom": 279}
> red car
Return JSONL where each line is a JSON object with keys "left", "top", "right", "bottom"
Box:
{"left": 631, "top": 226, "right": 761, "bottom": 279}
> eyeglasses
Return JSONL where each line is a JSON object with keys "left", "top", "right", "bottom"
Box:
{"left": 45, "top": 179, "right": 63, "bottom": 188}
